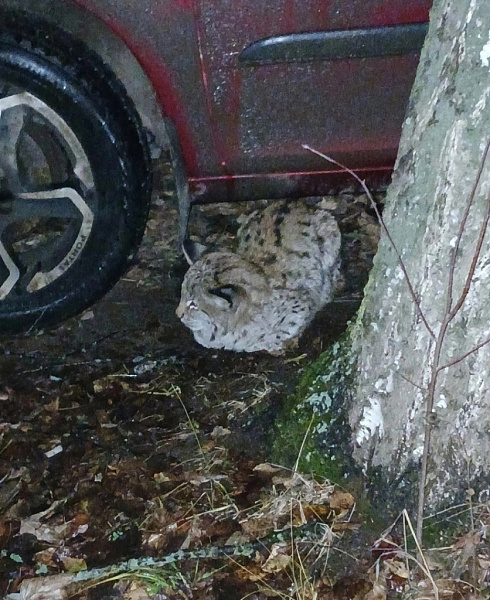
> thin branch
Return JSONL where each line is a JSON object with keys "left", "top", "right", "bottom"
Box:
{"left": 416, "top": 327, "right": 445, "bottom": 544}
{"left": 397, "top": 371, "right": 426, "bottom": 391}
{"left": 303, "top": 144, "right": 435, "bottom": 340}
{"left": 416, "top": 139, "right": 490, "bottom": 544}
{"left": 449, "top": 193, "right": 490, "bottom": 321}
{"left": 437, "top": 334, "right": 490, "bottom": 372}
{"left": 446, "top": 138, "right": 490, "bottom": 320}
{"left": 403, "top": 509, "right": 440, "bottom": 600}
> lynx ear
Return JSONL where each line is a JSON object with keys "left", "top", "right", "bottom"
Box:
{"left": 182, "top": 238, "right": 207, "bottom": 265}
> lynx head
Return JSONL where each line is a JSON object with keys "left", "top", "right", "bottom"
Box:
{"left": 176, "top": 248, "right": 269, "bottom": 350}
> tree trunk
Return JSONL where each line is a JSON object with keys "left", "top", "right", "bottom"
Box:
{"left": 275, "top": 0, "right": 490, "bottom": 514}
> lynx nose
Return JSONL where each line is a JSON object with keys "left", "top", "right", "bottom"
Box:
{"left": 176, "top": 300, "right": 197, "bottom": 318}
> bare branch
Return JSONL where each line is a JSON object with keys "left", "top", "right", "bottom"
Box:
{"left": 447, "top": 139, "right": 490, "bottom": 321}
{"left": 448, "top": 196, "right": 490, "bottom": 319}
{"left": 437, "top": 334, "right": 490, "bottom": 372}
{"left": 416, "top": 138, "right": 490, "bottom": 543}
{"left": 397, "top": 371, "right": 425, "bottom": 391}
{"left": 303, "top": 144, "right": 436, "bottom": 340}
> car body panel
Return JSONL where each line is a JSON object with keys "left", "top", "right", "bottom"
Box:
{"left": 193, "top": 0, "right": 430, "bottom": 200}
{"left": 18, "top": 0, "right": 432, "bottom": 201}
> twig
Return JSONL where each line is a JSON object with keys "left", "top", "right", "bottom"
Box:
{"left": 403, "top": 509, "right": 439, "bottom": 600}
{"left": 303, "top": 144, "right": 435, "bottom": 339}
{"left": 416, "top": 140, "right": 490, "bottom": 543}
{"left": 446, "top": 139, "right": 490, "bottom": 322}
{"left": 449, "top": 193, "right": 490, "bottom": 322}
{"left": 397, "top": 371, "right": 425, "bottom": 391}
{"left": 293, "top": 413, "right": 315, "bottom": 475}
{"left": 437, "top": 334, "right": 490, "bottom": 371}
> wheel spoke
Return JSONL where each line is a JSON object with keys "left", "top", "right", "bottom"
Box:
{"left": 0, "top": 187, "right": 95, "bottom": 297}
{"left": 26, "top": 187, "right": 95, "bottom": 292}
{"left": 0, "top": 190, "right": 80, "bottom": 230}
{"left": 0, "top": 92, "right": 94, "bottom": 190}
{"left": 0, "top": 99, "right": 24, "bottom": 190}
{"left": 0, "top": 240, "right": 20, "bottom": 300}
{"left": 1, "top": 92, "right": 94, "bottom": 186}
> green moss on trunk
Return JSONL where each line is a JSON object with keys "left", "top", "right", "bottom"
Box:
{"left": 271, "top": 330, "right": 359, "bottom": 482}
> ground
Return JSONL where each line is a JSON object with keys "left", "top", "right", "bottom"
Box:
{"left": 0, "top": 159, "right": 486, "bottom": 599}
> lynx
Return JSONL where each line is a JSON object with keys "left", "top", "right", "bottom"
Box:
{"left": 176, "top": 201, "right": 341, "bottom": 353}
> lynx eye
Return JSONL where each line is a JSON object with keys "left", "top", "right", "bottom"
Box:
{"left": 209, "top": 286, "right": 235, "bottom": 307}
{"left": 186, "top": 300, "right": 198, "bottom": 310}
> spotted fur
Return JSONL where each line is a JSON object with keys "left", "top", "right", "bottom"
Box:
{"left": 176, "top": 201, "right": 341, "bottom": 353}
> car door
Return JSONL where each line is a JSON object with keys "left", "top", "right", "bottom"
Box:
{"left": 193, "top": 0, "right": 431, "bottom": 180}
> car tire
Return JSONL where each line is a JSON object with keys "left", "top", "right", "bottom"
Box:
{"left": 0, "top": 10, "right": 152, "bottom": 333}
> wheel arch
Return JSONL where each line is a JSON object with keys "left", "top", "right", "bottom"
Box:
{"left": 1, "top": 0, "right": 170, "bottom": 155}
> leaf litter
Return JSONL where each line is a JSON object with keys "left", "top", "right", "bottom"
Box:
{"left": 0, "top": 160, "right": 488, "bottom": 599}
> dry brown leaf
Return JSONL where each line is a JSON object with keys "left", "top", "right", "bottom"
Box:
{"left": 383, "top": 558, "right": 409, "bottom": 579}
{"left": 453, "top": 530, "right": 482, "bottom": 550}
{"left": 20, "top": 515, "right": 70, "bottom": 544}
{"left": 34, "top": 547, "right": 58, "bottom": 568}
{"left": 93, "top": 376, "right": 129, "bottom": 394}
{"left": 180, "top": 516, "right": 205, "bottom": 550}
{"left": 44, "top": 398, "right": 60, "bottom": 412}
{"left": 253, "top": 463, "right": 284, "bottom": 475}
{"left": 383, "top": 558, "right": 409, "bottom": 593}
{"left": 120, "top": 580, "right": 153, "bottom": 600}
{"left": 364, "top": 579, "right": 387, "bottom": 600}
{"left": 16, "top": 574, "right": 75, "bottom": 600}
{"left": 414, "top": 578, "right": 476, "bottom": 600}
{"left": 262, "top": 542, "right": 292, "bottom": 573}
{"left": 225, "top": 530, "right": 251, "bottom": 545}
{"left": 234, "top": 562, "right": 266, "bottom": 582}
{"left": 201, "top": 439, "right": 216, "bottom": 451}
{"left": 452, "top": 530, "right": 483, "bottom": 577}
{"left": 329, "top": 490, "right": 355, "bottom": 512}
{"left": 59, "top": 555, "right": 87, "bottom": 573}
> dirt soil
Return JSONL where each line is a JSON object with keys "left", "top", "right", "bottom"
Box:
{"left": 3, "top": 160, "right": 478, "bottom": 600}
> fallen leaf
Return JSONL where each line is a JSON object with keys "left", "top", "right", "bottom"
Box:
{"left": 262, "top": 542, "right": 292, "bottom": 573}
{"left": 211, "top": 426, "right": 231, "bottom": 438}
{"left": 329, "top": 490, "right": 355, "bottom": 513}
{"left": 365, "top": 579, "right": 387, "bottom": 600}
{"left": 59, "top": 556, "right": 87, "bottom": 573}
{"left": 253, "top": 463, "right": 284, "bottom": 475}
{"left": 121, "top": 580, "right": 153, "bottom": 600}
{"left": 15, "top": 573, "right": 75, "bottom": 600}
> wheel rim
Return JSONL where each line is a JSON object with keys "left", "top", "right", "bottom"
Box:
{"left": 0, "top": 88, "right": 95, "bottom": 302}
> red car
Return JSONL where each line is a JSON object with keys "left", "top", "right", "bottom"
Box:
{"left": 0, "top": 0, "right": 431, "bottom": 332}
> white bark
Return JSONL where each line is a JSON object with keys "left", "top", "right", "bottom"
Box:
{"left": 347, "top": 0, "right": 490, "bottom": 508}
